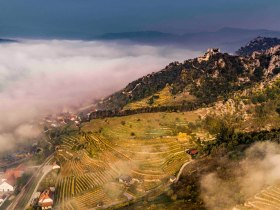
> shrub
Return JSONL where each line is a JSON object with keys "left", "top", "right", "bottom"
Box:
{"left": 276, "top": 107, "right": 280, "bottom": 115}
{"left": 273, "top": 67, "right": 280, "bottom": 75}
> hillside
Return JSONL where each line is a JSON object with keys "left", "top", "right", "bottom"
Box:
{"left": 34, "top": 41, "right": 280, "bottom": 210}
{"left": 49, "top": 111, "right": 203, "bottom": 209}
{"left": 118, "top": 74, "right": 280, "bottom": 209}
{"left": 97, "top": 46, "right": 280, "bottom": 113}
{"left": 236, "top": 36, "right": 280, "bottom": 56}
{"left": 49, "top": 74, "right": 280, "bottom": 210}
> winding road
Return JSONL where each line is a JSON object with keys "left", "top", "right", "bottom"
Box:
{"left": 7, "top": 154, "right": 53, "bottom": 210}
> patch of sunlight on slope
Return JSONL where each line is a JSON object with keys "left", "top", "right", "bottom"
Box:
{"left": 123, "top": 85, "right": 197, "bottom": 110}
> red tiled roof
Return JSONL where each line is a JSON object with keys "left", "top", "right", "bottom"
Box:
{"left": 6, "top": 175, "right": 16, "bottom": 186}
{"left": 190, "top": 149, "right": 198, "bottom": 155}
{"left": 4, "top": 164, "right": 25, "bottom": 180}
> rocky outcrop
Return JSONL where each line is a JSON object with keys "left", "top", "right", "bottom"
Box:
{"left": 236, "top": 37, "right": 280, "bottom": 56}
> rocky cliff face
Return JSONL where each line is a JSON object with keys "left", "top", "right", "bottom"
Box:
{"left": 236, "top": 37, "right": 280, "bottom": 56}
{"left": 264, "top": 45, "right": 280, "bottom": 74}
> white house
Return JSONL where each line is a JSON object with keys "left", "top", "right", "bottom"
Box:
{"left": 39, "top": 196, "right": 53, "bottom": 210}
{"left": 52, "top": 162, "right": 60, "bottom": 170}
{"left": 0, "top": 180, "right": 14, "bottom": 192}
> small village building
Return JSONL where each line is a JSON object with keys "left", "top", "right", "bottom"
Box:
{"left": 51, "top": 123, "right": 58, "bottom": 128}
{"left": 39, "top": 196, "right": 53, "bottom": 210}
{"left": 186, "top": 148, "right": 199, "bottom": 156}
{"left": 169, "top": 175, "right": 177, "bottom": 183}
{"left": 49, "top": 187, "right": 55, "bottom": 192}
{"left": 5, "top": 164, "right": 25, "bottom": 179}
{"left": 119, "top": 175, "right": 133, "bottom": 185}
{"left": 1, "top": 164, "right": 25, "bottom": 192}
{"left": 38, "top": 190, "right": 54, "bottom": 210}
{"left": 0, "top": 180, "right": 14, "bottom": 192}
{"left": 207, "top": 48, "right": 220, "bottom": 54}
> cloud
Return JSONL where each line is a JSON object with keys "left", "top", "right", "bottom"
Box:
{"left": 0, "top": 40, "right": 201, "bottom": 153}
{"left": 0, "top": 124, "right": 40, "bottom": 154}
{"left": 200, "top": 141, "right": 280, "bottom": 210}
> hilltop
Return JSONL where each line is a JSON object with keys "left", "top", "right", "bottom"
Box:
{"left": 96, "top": 46, "right": 280, "bottom": 114}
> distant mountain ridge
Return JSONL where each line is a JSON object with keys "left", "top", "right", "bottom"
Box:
{"left": 0, "top": 38, "right": 16, "bottom": 43}
{"left": 97, "top": 31, "right": 174, "bottom": 40}
{"left": 236, "top": 36, "right": 280, "bottom": 56}
{"left": 96, "top": 27, "right": 280, "bottom": 53}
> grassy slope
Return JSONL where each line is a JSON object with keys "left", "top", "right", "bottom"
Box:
{"left": 123, "top": 85, "right": 196, "bottom": 110}
{"left": 116, "top": 78, "right": 280, "bottom": 210}
{"left": 83, "top": 110, "right": 204, "bottom": 140}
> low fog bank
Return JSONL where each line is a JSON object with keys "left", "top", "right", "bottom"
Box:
{"left": 200, "top": 141, "right": 280, "bottom": 210}
{"left": 0, "top": 40, "right": 201, "bottom": 153}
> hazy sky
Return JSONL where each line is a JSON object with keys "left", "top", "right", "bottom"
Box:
{"left": 0, "top": 0, "right": 279, "bottom": 39}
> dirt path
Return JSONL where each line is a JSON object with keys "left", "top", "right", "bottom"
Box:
{"left": 175, "top": 160, "right": 193, "bottom": 183}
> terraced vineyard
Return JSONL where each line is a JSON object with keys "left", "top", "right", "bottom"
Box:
{"left": 53, "top": 112, "right": 199, "bottom": 209}
{"left": 236, "top": 184, "right": 280, "bottom": 210}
